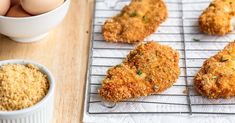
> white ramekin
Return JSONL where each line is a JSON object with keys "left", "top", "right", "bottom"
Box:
{"left": 0, "top": 0, "right": 70, "bottom": 43}
{"left": 0, "top": 59, "right": 55, "bottom": 123}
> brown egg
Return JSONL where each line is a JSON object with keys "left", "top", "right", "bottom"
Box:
{"left": 6, "top": 4, "right": 31, "bottom": 17}
{"left": 0, "top": 0, "right": 10, "bottom": 16}
{"left": 11, "top": 0, "right": 20, "bottom": 7}
{"left": 20, "top": 0, "right": 64, "bottom": 15}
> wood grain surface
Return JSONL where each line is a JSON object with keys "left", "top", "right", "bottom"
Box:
{"left": 0, "top": 0, "right": 93, "bottom": 122}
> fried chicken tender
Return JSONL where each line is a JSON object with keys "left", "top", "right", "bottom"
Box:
{"left": 98, "top": 41, "right": 180, "bottom": 102}
{"left": 199, "top": 0, "right": 235, "bottom": 35}
{"left": 195, "top": 41, "right": 235, "bottom": 99}
{"left": 102, "top": 0, "right": 168, "bottom": 43}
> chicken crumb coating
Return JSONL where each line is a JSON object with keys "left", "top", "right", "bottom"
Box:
{"left": 195, "top": 41, "right": 235, "bottom": 99}
{"left": 199, "top": 0, "right": 235, "bottom": 35}
{"left": 102, "top": 0, "right": 168, "bottom": 43}
{"left": 98, "top": 41, "right": 180, "bottom": 102}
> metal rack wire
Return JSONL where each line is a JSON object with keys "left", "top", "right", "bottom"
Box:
{"left": 86, "top": 0, "right": 235, "bottom": 115}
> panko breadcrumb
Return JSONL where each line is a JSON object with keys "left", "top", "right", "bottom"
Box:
{"left": 98, "top": 41, "right": 180, "bottom": 102}
{"left": 0, "top": 64, "right": 49, "bottom": 111}
{"left": 199, "top": 0, "right": 235, "bottom": 35}
{"left": 195, "top": 41, "right": 235, "bottom": 99}
{"left": 102, "top": 0, "right": 168, "bottom": 43}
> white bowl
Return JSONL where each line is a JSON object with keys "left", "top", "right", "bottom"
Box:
{"left": 0, "top": 59, "right": 55, "bottom": 123}
{"left": 0, "top": 0, "right": 70, "bottom": 43}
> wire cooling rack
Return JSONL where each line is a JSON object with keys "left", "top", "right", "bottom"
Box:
{"left": 85, "top": 0, "right": 235, "bottom": 115}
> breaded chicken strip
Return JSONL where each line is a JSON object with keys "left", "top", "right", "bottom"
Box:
{"left": 102, "top": 0, "right": 168, "bottom": 43}
{"left": 195, "top": 41, "right": 235, "bottom": 99}
{"left": 98, "top": 41, "right": 180, "bottom": 102}
{"left": 199, "top": 0, "right": 235, "bottom": 35}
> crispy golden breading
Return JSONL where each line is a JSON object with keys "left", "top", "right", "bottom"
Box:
{"left": 199, "top": 0, "right": 235, "bottom": 35}
{"left": 98, "top": 41, "right": 180, "bottom": 102}
{"left": 102, "top": 0, "right": 168, "bottom": 43}
{"left": 195, "top": 41, "right": 235, "bottom": 99}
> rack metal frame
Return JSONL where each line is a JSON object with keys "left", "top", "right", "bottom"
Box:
{"left": 86, "top": 0, "right": 235, "bottom": 115}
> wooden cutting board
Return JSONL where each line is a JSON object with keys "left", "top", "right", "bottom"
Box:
{"left": 0, "top": 0, "right": 94, "bottom": 122}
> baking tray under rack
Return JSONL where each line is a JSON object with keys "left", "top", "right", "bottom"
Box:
{"left": 86, "top": 0, "right": 235, "bottom": 115}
